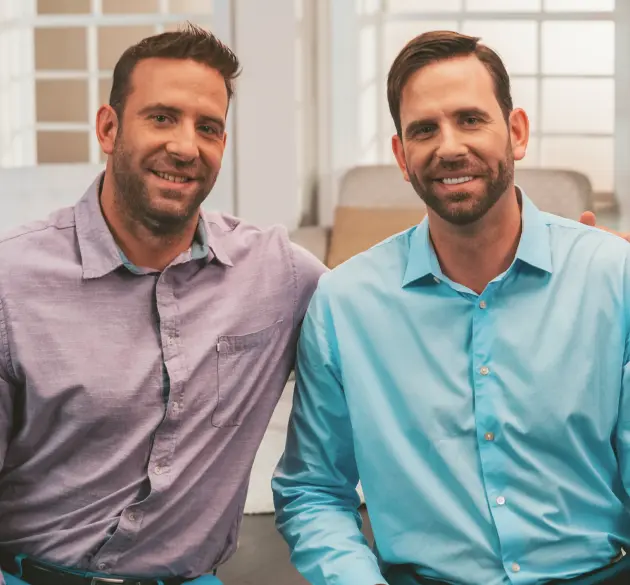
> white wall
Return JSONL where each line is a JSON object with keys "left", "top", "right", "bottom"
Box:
{"left": 231, "top": 0, "right": 300, "bottom": 230}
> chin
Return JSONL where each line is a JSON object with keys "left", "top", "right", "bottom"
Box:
{"left": 428, "top": 200, "right": 490, "bottom": 226}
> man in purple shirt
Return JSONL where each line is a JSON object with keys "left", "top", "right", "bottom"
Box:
{"left": 0, "top": 24, "right": 324, "bottom": 585}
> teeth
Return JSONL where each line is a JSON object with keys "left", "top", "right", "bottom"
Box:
{"left": 155, "top": 171, "right": 190, "bottom": 183}
{"left": 442, "top": 176, "right": 473, "bottom": 185}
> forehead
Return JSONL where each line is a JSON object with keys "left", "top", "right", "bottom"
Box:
{"left": 400, "top": 55, "right": 500, "bottom": 119}
{"left": 126, "top": 57, "right": 229, "bottom": 119}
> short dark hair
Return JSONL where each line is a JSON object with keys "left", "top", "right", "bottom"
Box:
{"left": 109, "top": 22, "right": 241, "bottom": 119}
{"left": 387, "top": 30, "right": 513, "bottom": 138}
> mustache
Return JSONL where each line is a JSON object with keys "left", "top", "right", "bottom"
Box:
{"left": 146, "top": 157, "right": 206, "bottom": 177}
{"left": 425, "top": 158, "right": 488, "bottom": 178}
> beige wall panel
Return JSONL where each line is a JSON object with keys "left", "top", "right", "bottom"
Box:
{"left": 37, "top": 132, "right": 89, "bottom": 163}
{"left": 98, "top": 26, "right": 156, "bottom": 69}
{"left": 37, "top": 0, "right": 90, "bottom": 14}
{"left": 35, "top": 27, "right": 87, "bottom": 70}
{"left": 102, "top": 0, "right": 158, "bottom": 14}
{"left": 99, "top": 78, "right": 112, "bottom": 108}
{"left": 170, "top": 0, "right": 213, "bottom": 12}
{"left": 36, "top": 79, "right": 88, "bottom": 123}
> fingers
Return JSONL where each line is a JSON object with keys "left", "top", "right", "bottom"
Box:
{"left": 579, "top": 211, "right": 597, "bottom": 227}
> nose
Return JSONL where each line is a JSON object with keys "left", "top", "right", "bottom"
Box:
{"left": 165, "top": 121, "right": 199, "bottom": 161}
{"left": 435, "top": 126, "right": 467, "bottom": 162}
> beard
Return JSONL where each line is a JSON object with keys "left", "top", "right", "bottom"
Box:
{"left": 111, "top": 133, "right": 218, "bottom": 237}
{"left": 408, "top": 144, "right": 514, "bottom": 226}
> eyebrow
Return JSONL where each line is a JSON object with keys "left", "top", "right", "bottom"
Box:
{"left": 404, "top": 107, "right": 491, "bottom": 140}
{"left": 139, "top": 103, "right": 226, "bottom": 133}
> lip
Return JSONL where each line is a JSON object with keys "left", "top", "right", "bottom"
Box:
{"left": 147, "top": 169, "right": 200, "bottom": 192}
{"left": 432, "top": 176, "right": 482, "bottom": 192}
{"left": 150, "top": 169, "right": 198, "bottom": 181}
{"left": 432, "top": 173, "right": 479, "bottom": 181}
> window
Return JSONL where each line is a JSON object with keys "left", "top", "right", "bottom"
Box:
{"left": 352, "top": 0, "right": 619, "bottom": 195}
{"left": 0, "top": 0, "right": 220, "bottom": 167}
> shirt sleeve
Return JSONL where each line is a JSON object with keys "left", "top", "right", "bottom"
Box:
{"left": 617, "top": 247, "right": 630, "bottom": 503}
{"left": 271, "top": 282, "right": 387, "bottom": 585}
{"left": 2, "top": 572, "right": 28, "bottom": 585}
{"left": 618, "top": 337, "right": 630, "bottom": 504}
{"left": 0, "top": 299, "right": 18, "bottom": 585}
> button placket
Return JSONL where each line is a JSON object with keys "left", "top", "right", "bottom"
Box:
{"left": 470, "top": 286, "right": 516, "bottom": 576}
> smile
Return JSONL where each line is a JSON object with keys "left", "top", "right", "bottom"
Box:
{"left": 151, "top": 170, "right": 193, "bottom": 184}
{"left": 440, "top": 176, "right": 474, "bottom": 185}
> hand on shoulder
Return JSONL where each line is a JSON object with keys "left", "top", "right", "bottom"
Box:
{"left": 579, "top": 211, "right": 630, "bottom": 243}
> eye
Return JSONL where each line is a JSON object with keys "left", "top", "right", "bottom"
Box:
{"left": 411, "top": 125, "right": 436, "bottom": 139}
{"left": 463, "top": 116, "right": 480, "bottom": 126}
{"left": 151, "top": 114, "right": 170, "bottom": 124}
{"left": 198, "top": 125, "right": 219, "bottom": 135}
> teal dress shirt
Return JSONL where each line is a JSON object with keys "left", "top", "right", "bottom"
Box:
{"left": 272, "top": 192, "right": 630, "bottom": 585}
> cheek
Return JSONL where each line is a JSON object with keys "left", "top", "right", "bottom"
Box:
{"left": 200, "top": 142, "right": 225, "bottom": 169}
{"left": 405, "top": 146, "right": 432, "bottom": 174}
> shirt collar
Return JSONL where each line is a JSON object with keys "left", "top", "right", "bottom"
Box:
{"left": 402, "top": 186, "right": 552, "bottom": 288}
{"left": 75, "top": 172, "right": 233, "bottom": 280}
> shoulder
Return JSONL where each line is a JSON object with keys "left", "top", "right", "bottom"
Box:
{"left": 203, "top": 212, "right": 328, "bottom": 322}
{"left": 0, "top": 206, "right": 76, "bottom": 271}
{"left": 543, "top": 212, "right": 630, "bottom": 266}
{"left": 204, "top": 211, "right": 292, "bottom": 257}
{"left": 205, "top": 211, "right": 326, "bottom": 274}
{"left": 317, "top": 226, "right": 415, "bottom": 298}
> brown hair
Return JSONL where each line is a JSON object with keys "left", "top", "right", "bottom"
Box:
{"left": 109, "top": 22, "right": 241, "bottom": 119}
{"left": 387, "top": 30, "right": 513, "bottom": 137}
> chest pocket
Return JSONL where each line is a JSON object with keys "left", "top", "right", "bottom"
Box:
{"left": 212, "top": 319, "right": 284, "bottom": 427}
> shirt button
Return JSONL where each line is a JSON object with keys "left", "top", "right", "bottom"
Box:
{"left": 480, "top": 366, "right": 490, "bottom": 376}
{"left": 128, "top": 512, "right": 138, "bottom": 522}
{"left": 512, "top": 562, "right": 521, "bottom": 573}
{"left": 97, "top": 563, "right": 107, "bottom": 571}
{"left": 484, "top": 432, "right": 495, "bottom": 441}
{"left": 479, "top": 300, "right": 487, "bottom": 309}
{"left": 496, "top": 496, "right": 506, "bottom": 506}
{"left": 154, "top": 465, "right": 164, "bottom": 475}
{"left": 433, "top": 276, "right": 440, "bottom": 284}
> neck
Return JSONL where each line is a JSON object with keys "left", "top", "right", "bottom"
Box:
{"left": 428, "top": 187, "right": 522, "bottom": 294}
{"left": 99, "top": 169, "right": 199, "bottom": 271}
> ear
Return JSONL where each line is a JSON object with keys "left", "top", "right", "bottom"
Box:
{"left": 96, "top": 105, "right": 120, "bottom": 156}
{"left": 508, "top": 107, "right": 529, "bottom": 162}
{"left": 392, "top": 134, "right": 410, "bottom": 182}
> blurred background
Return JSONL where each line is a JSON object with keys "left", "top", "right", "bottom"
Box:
{"left": 1, "top": 0, "right": 629, "bottom": 244}
{"left": 1, "top": 2, "right": 628, "bottom": 582}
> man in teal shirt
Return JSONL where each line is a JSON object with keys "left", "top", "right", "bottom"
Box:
{"left": 272, "top": 31, "right": 630, "bottom": 585}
